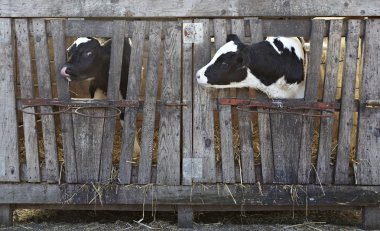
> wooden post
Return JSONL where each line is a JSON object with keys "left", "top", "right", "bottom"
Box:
{"left": 177, "top": 205, "right": 193, "bottom": 229}
{"left": 362, "top": 206, "right": 380, "bottom": 230}
{"left": 0, "top": 205, "right": 12, "bottom": 226}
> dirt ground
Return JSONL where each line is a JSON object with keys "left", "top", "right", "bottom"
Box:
{"left": 0, "top": 208, "right": 367, "bottom": 230}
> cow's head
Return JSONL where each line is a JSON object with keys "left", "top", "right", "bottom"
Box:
{"left": 196, "top": 34, "right": 249, "bottom": 87}
{"left": 60, "top": 37, "right": 110, "bottom": 81}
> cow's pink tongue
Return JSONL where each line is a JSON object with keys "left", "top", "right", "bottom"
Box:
{"left": 60, "top": 67, "right": 71, "bottom": 81}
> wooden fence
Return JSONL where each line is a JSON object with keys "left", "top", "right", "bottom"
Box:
{"left": 0, "top": 0, "right": 380, "bottom": 229}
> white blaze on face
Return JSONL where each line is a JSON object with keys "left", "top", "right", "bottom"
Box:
{"left": 196, "top": 41, "right": 238, "bottom": 85}
{"left": 66, "top": 37, "right": 92, "bottom": 51}
{"left": 266, "top": 37, "right": 304, "bottom": 61}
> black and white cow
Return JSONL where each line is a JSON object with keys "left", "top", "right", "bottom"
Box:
{"left": 196, "top": 34, "right": 305, "bottom": 99}
{"left": 60, "top": 37, "right": 140, "bottom": 154}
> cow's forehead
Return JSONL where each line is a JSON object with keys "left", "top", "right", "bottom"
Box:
{"left": 73, "top": 37, "right": 92, "bottom": 47}
{"left": 209, "top": 41, "right": 238, "bottom": 65}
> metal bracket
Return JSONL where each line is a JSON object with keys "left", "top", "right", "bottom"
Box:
{"left": 183, "top": 23, "right": 203, "bottom": 44}
{"left": 366, "top": 100, "right": 380, "bottom": 108}
{"left": 183, "top": 158, "right": 202, "bottom": 179}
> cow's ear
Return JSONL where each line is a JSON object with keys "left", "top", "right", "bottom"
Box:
{"left": 226, "top": 34, "right": 241, "bottom": 43}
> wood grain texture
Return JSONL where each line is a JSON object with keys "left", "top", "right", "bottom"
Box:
{"left": 214, "top": 19, "right": 235, "bottom": 184}
{"left": 50, "top": 19, "right": 77, "bottom": 183}
{"left": 137, "top": 21, "right": 162, "bottom": 184}
{"left": 298, "top": 19, "right": 325, "bottom": 184}
{"left": 72, "top": 109, "right": 105, "bottom": 183}
{"left": 181, "top": 19, "right": 193, "bottom": 185}
{"left": 1, "top": 184, "right": 380, "bottom": 207}
{"left": 15, "top": 19, "right": 40, "bottom": 183}
{"left": 317, "top": 19, "right": 343, "bottom": 185}
{"left": 0, "top": 18, "right": 19, "bottom": 182}
{"left": 156, "top": 21, "right": 181, "bottom": 185}
{"left": 32, "top": 19, "right": 60, "bottom": 183}
{"left": 334, "top": 20, "right": 361, "bottom": 185}
{"left": 98, "top": 20, "right": 126, "bottom": 183}
{"left": 118, "top": 21, "right": 146, "bottom": 184}
{"left": 362, "top": 206, "right": 380, "bottom": 230}
{"left": 1, "top": 0, "right": 379, "bottom": 17}
{"left": 232, "top": 19, "right": 256, "bottom": 184}
{"left": 250, "top": 19, "right": 274, "bottom": 184}
{"left": 0, "top": 205, "right": 13, "bottom": 226}
{"left": 193, "top": 19, "right": 216, "bottom": 183}
{"left": 356, "top": 19, "right": 380, "bottom": 185}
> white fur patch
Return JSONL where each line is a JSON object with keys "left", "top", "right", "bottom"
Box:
{"left": 196, "top": 41, "right": 238, "bottom": 85}
{"left": 67, "top": 37, "right": 92, "bottom": 51}
{"left": 93, "top": 89, "right": 107, "bottom": 100}
{"left": 266, "top": 37, "right": 304, "bottom": 61}
{"left": 198, "top": 68, "right": 305, "bottom": 99}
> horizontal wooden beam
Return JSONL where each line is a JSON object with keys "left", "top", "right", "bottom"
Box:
{"left": 0, "top": 0, "right": 379, "bottom": 18}
{"left": 0, "top": 183, "right": 379, "bottom": 207}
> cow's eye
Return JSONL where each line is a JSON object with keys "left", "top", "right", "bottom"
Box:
{"left": 221, "top": 62, "right": 229, "bottom": 69}
{"left": 84, "top": 51, "right": 93, "bottom": 57}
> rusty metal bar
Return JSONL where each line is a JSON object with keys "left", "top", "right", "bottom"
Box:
{"left": 18, "top": 98, "right": 139, "bottom": 108}
{"left": 218, "top": 98, "right": 340, "bottom": 118}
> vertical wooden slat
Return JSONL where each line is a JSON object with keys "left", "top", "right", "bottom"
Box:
{"left": 51, "top": 19, "right": 77, "bottom": 183}
{"left": 317, "top": 19, "right": 343, "bottom": 184}
{"left": 99, "top": 20, "right": 126, "bottom": 183}
{"left": 249, "top": 19, "right": 273, "bottom": 184}
{"left": 0, "top": 18, "right": 19, "bottom": 182}
{"left": 119, "top": 21, "right": 146, "bottom": 184}
{"left": 362, "top": 206, "right": 380, "bottom": 230}
{"left": 157, "top": 21, "right": 182, "bottom": 185}
{"left": 0, "top": 205, "right": 13, "bottom": 226}
{"left": 298, "top": 19, "right": 326, "bottom": 184}
{"left": 138, "top": 21, "right": 162, "bottom": 184}
{"left": 214, "top": 19, "right": 235, "bottom": 184}
{"left": 15, "top": 19, "right": 40, "bottom": 182}
{"left": 335, "top": 20, "right": 361, "bottom": 185}
{"left": 32, "top": 19, "right": 60, "bottom": 183}
{"left": 193, "top": 19, "right": 216, "bottom": 183}
{"left": 72, "top": 109, "right": 104, "bottom": 182}
{"left": 271, "top": 113, "right": 303, "bottom": 184}
{"left": 357, "top": 19, "right": 380, "bottom": 185}
{"left": 234, "top": 18, "right": 257, "bottom": 184}
{"left": 182, "top": 19, "right": 194, "bottom": 186}
{"left": 135, "top": 21, "right": 161, "bottom": 183}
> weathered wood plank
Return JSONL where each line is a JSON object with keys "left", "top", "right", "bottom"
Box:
{"left": 0, "top": 205, "right": 13, "bottom": 226}
{"left": 156, "top": 21, "right": 181, "bottom": 185}
{"left": 335, "top": 20, "right": 361, "bottom": 185}
{"left": 251, "top": 18, "right": 274, "bottom": 184}
{"left": 118, "top": 21, "right": 146, "bottom": 184}
{"left": 72, "top": 109, "right": 104, "bottom": 182}
{"left": 65, "top": 20, "right": 114, "bottom": 38}
{"left": 177, "top": 205, "right": 193, "bottom": 229}
{"left": 317, "top": 19, "right": 343, "bottom": 184}
{"left": 1, "top": 0, "right": 379, "bottom": 17}
{"left": 362, "top": 206, "right": 380, "bottom": 230}
{"left": 32, "top": 19, "right": 60, "bottom": 183}
{"left": 271, "top": 113, "right": 303, "bottom": 184}
{"left": 298, "top": 19, "right": 325, "bottom": 184}
{"left": 1, "top": 184, "right": 380, "bottom": 207}
{"left": 181, "top": 19, "right": 193, "bottom": 186}
{"left": 193, "top": 19, "right": 216, "bottom": 183}
{"left": 51, "top": 19, "right": 77, "bottom": 183}
{"left": 357, "top": 19, "right": 380, "bottom": 185}
{"left": 0, "top": 19, "right": 19, "bottom": 182}
{"left": 15, "top": 19, "right": 40, "bottom": 183}
{"left": 137, "top": 21, "right": 162, "bottom": 184}
{"left": 213, "top": 19, "right": 235, "bottom": 184}
{"left": 235, "top": 18, "right": 257, "bottom": 184}
{"left": 98, "top": 20, "right": 126, "bottom": 183}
